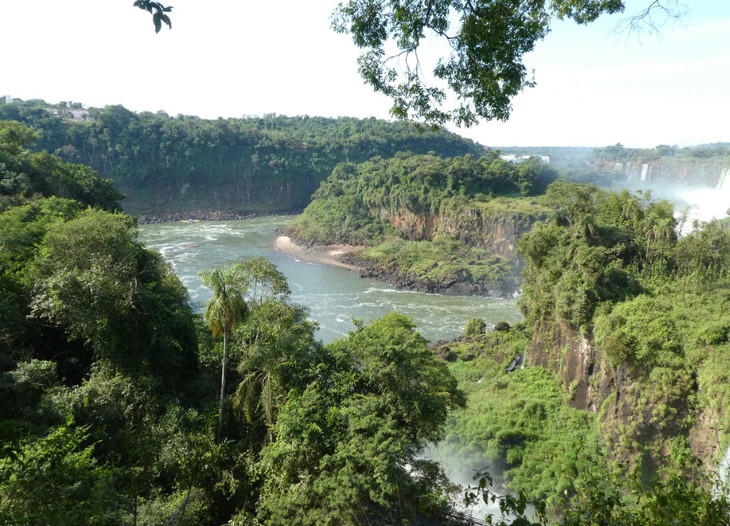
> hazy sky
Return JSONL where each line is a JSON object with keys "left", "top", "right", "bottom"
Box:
{"left": 1, "top": 1, "right": 728, "bottom": 148}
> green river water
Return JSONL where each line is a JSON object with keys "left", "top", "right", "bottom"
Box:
{"left": 138, "top": 215, "right": 523, "bottom": 344}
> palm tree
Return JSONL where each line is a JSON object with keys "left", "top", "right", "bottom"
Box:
{"left": 234, "top": 301, "right": 318, "bottom": 444}
{"left": 236, "top": 357, "right": 286, "bottom": 443}
{"left": 199, "top": 263, "right": 249, "bottom": 437}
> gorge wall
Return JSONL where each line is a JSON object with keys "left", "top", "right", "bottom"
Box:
{"left": 595, "top": 159, "right": 730, "bottom": 188}
{"left": 526, "top": 320, "right": 724, "bottom": 478}
{"left": 376, "top": 199, "right": 549, "bottom": 264}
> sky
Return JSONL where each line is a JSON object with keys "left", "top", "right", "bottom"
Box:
{"left": 1, "top": 0, "right": 728, "bottom": 148}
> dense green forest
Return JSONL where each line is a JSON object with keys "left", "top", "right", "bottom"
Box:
{"left": 0, "top": 97, "right": 483, "bottom": 215}
{"left": 592, "top": 142, "right": 730, "bottom": 164}
{"left": 411, "top": 181, "right": 730, "bottom": 523}
{"left": 286, "top": 151, "right": 557, "bottom": 296}
{"left": 287, "top": 151, "right": 730, "bottom": 520}
{"left": 3, "top": 117, "right": 730, "bottom": 525}
{"left": 0, "top": 121, "right": 468, "bottom": 524}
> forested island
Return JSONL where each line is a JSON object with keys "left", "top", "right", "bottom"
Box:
{"left": 2, "top": 105, "right": 730, "bottom": 526}
{"left": 284, "top": 151, "right": 557, "bottom": 296}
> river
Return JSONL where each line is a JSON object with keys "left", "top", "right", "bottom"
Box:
{"left": 138, "top": 215, "right": 523, "bottom": 344}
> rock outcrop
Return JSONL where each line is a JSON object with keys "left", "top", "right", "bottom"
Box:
{"left": 376, "top": 203, "right": 544, "bottom": 264}
{"left": 527, "top": 319, "right": 724, "bottom": 476}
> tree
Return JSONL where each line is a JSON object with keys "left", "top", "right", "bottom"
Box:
{"left": 28, "top": 210, "right": 141, "bottom": 361}
{"left": 0, "top": 424, "right": 121, "bottom": 525}
{"left": 235, "top": 256, "right": 290, "bottom": 307}
{"left": 0, "top": 121, "right": 123, "bottom": 211}
{"left": 257, "top": 312, "right": 465, "bottom": 524}
{"left": 25, "top": 207, "right": 199, "bottom": 389}
{"left": 134, "top": 0, "right": 172, "bottom": 33}
{"left": 213, "top": 258, "right": 318, "bottom": 444}
{"left": 334, "top": 0, "right": 688, "bottom": 126}
{"left": 332, "top": 0, "right": 629, "bottom": 126}
{"left": 134, "top": 1, "right": 684, "bottom": 127}
{"left": 199, "top": 262, "right": 250, "bottom": 436}
{"left": 234, "top": 300, "right": 321, "bottom": 444}
{"left": 0, "top": 120, "right": 38, "bottom": 156}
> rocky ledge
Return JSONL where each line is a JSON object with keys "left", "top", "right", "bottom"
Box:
{"left": 341, "top": 253, "right": 519, "bottom": 299}
{"left": 277, "top": 232, "right": 520, "bottom": 298}
{"left": 135, "top": 210, "right": 257, "bottom": 224}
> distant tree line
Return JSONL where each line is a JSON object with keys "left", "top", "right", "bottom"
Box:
{"left": 592, "top": 142, "right": 730, "bottom": 164}
{"left": 0, "top": 97, "right": 484, "bottom": 214}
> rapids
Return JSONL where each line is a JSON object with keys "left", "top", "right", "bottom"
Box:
{"left": 138, "top": 215, "right": 523, "bottom": 343}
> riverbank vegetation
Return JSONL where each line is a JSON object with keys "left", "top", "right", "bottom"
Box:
{"left": 520, "top": 181, "right": 730, "bottom": 472}
{"left": 0, "top": 122, "right": 467, "bottom": 524}
{"left": 428, "top": 180, "right": 730, "bottom": 518}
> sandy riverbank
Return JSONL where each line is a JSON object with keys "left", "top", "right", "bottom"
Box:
{"left": 274, "top": 236, "right": 365, "bottom": 271}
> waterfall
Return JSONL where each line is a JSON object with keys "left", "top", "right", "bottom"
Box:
{"left": 716, "top": 444, "right": 730, "bottom": 498}
{"left": 677, "top": 166, "right": 730, "bottom": 225}
{"left": 716, "top": 167, "right": 730, "bottom": 193}
{"left": 714, "top": 167, "right": 730, "bottom": 219}
{"left": 610, "top": 161, "right": 730, "bottom": 227}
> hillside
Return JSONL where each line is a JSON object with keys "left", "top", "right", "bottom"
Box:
{"left": 3, "top": 118, "right": 730, "bottom": 523}
{"left": 432, "top": 182, "right": 730, "bottom": 515}
{"left": 285, "top": 152, "right": 730, "bottom": 517}
{"left": 0, "top": 97, "right": 484, "bottom": 215}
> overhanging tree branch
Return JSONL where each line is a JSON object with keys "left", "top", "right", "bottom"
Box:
{"left": 132, "top": 1, "right": 688, "bottom": 126}
{"left": 134, "top": 0, "right": 173, "bottom": 33}
{"left": 618, "top": 0, "right": 688, "bottom": 35}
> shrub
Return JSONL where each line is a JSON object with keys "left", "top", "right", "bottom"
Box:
{"left": 465, "top": 318, "right": 486, "bottom": 337}
{"left": 494, "top": 321, "right": 511, "bottom": 332}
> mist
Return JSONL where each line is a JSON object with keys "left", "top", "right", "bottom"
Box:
{"left": 604, "top": 167, "right": 730, "bottom": 231}
{"left": 423, "top": 443, "right": 530, "bottom": 522}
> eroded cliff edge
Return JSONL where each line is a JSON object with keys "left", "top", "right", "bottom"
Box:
{"left": 288, "top": 197, "right": 550, "bottom": 298}
{"left": 527, "top": 319, "right": 725, "bottom": 475}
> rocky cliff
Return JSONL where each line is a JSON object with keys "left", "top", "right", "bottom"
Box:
{"left": 594, "top": 159, "right": 730, "bottom": 187}
{"left": 377, "top": 198, "right": 549, "bottom": 264}
{"left": 351, "top": 200, "right": 550, "bottom": 297}
{"left": 526, "top": 319, "right": 724, "bottom": 477}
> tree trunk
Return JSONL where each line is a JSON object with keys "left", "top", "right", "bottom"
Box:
{"left": 218, "top": 331, "right": 228, "bottom": 438}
